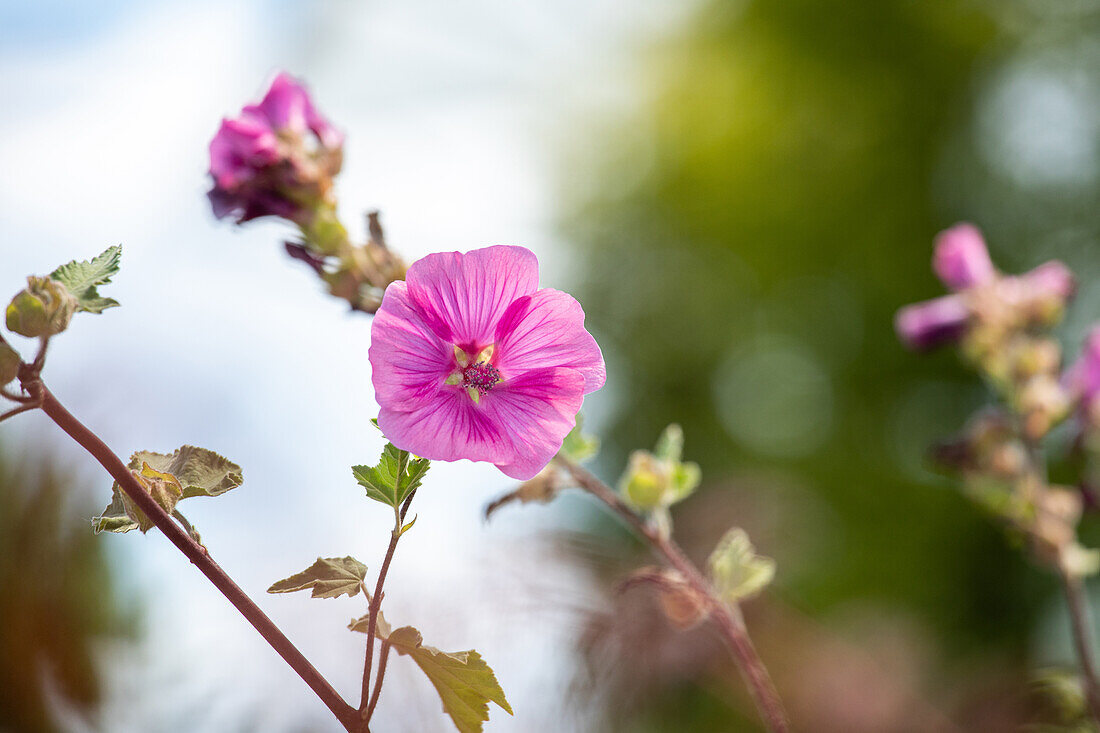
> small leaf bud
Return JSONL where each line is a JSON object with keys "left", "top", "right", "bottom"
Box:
{"left": 6, "top": 276, "right": 77, "bottom": 337}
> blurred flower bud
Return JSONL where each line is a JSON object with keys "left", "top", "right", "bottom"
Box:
{"left": 894, "top": 294, "right": 969, "bottom": 350}
{"left": 619, "top": 427, "right": 701, "bottom": 512}
{"left": 619, "top": 567, "right": 711, "bottom": 630}
{"left": 208, "top": 72, "right": 344, "bottom": 226}
{"left": 0, "top": 341, "right": 20, "bottom": 386}
{"left": 1018, "top": 374, "right": 1071, "bottom": 441}
{"left": 932, "top": 223, "right": 995, "bottom": 291}
{"left": 621, "top": 451, "right": 666, "bottom": 510}
{"left": 5, "top": 276, "right": 77, "bottom": 338}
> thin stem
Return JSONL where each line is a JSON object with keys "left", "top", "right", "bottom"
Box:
{"left": 0, "top": 402, "right": 38, "bottom": 422}
{"left": 1060, "top": 571, "right": 1100, "bottom": 721}
{"left": 359, "top": 489, "right": 417, "bottom": 719}
{"left": 1, "top": 387, "right": 35, "bottom": 404}
{"left": 552, "top": 455, "right": 790, "bottom": 733}
{"left": 1021, "top": 432, "right": 1100, "bottom": 723}
{"left": 26, "top": 379, "right": 359, "bottom": 731}
{"left": 365, "top": 640, "right": 392, "bottom": 722}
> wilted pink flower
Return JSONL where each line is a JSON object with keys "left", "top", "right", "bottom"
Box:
{"left": 369, "top": 246, "right": 605, "bottom": 479}
{"left": 894, "top": 294, "right": 969, "bottom": 350}
{"left": 208, "top": 72, "right": 343, "bottom": 224}
{"left": 1067, "top": 327, "right": 1100, "bottom": 417}
{"left": 932, "top": 223, "right": 996, "bottom": 291}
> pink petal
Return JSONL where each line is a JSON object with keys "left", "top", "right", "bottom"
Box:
{"left": 369, "top": 282, "right": 454, "bottom": 412}
{"left": 404, "top": 246, "right": 540, "bottom": 348}
{"left": 255, "top": 72, "right": 310, "bottom": 132}
{"left": 932, "top": 223, "right": 996, "bottom": 291}
{"left": 377, "top": 392, "right": 515, "bottom": 467}
{"left": 208, "top": 115, "right": 279, "bottom": 189}
{"left": 894, "top": 294, "right": 969, "bottom": 350}
{"left": 482, "top": 367, "right": 586, "bottom": 479}
{"left": 493, "top": 289, "right": 606, "bottom": 393}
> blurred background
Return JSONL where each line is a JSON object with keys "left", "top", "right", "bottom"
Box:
{"left": 4, "top": 0, "right": 1100, "bottom": 730}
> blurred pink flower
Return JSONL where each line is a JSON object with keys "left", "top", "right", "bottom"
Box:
{"left": 894, "top": 294, "right": 969, "bottom": 351}
{"left": 1066, "top": 326, "right": 1100, "bottom": 415}
{"left": 369, "top": 246, "right": 605, "bottom": 479}
{"left": 208, "top": 72, "right": 343, "bottom": 224}
{"left": 932, "top": 223, "right": 995, "bottom": 291}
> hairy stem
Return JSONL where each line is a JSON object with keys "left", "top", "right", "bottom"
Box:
{"left": 359, "top": 489, "right": 417, "bottom": 722}
{"left": 366, "top": 640, "right": 392, "bottom": 722}
{"left": 25, "top": 378, "right": 359, "bottom": 731}
{"left": 552, "top": 456, "right": 789, "bottom": 733}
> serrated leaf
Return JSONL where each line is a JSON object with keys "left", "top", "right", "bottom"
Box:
{"left": 352, "top": 443, "right": 430, "bottom": 508}
{"left": 348, "top": 609, "right": 392, "bottom": 639}
{"left": 50, "top": 245, "right": 121, "bottom": 313}
{"left": 382, "top": 625, "right": 512, "bottom": 733}
{"left": 708, "top": 528, "right": 775, "bottom": 603}
{"left": 91, "top": 489, "right": 139, "bottom": 534}
{"left": 92, "top": 462, "right": 184, "bottom": 534}
{"left": 267, "top": 556, "right": 368, "bottom": 599}
{"left": 128, "top": 445, "right": 242, "bottom": 499}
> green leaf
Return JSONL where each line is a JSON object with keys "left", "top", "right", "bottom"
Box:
{"left": 382, "top": 625, "right": 513, "bottom": 733}
{"left": 560, "top": 417, "right": 599, "bottom": 463}
{"left": 267, "top": 556, "right": 368, "bottom": 599}
{"left": 50, "top": 245, "right": 121, "bottom": 313}
{"left": 352, "top": 443, "right": 430, "bottom": 508}
{"left": 91, "top": 461, "right": 184, "bottom": 534}
{"left": 653, "top": 424, "right": 684, "bottom": 463}
{"left": 708, "top": 528, "right": 776, "bottom": 603}
{"left": 128, "top": 445, "right": 242, "bottom": 499}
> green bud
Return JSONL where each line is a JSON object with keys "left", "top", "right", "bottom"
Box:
{"left": 6, "top": 276, "right": 77, "bottom": 338}
{"left": 621, "top": 451, "right": 668, "bottom": 510}
{"left": 0, "top": 341, "right": 20, "bottom": 386}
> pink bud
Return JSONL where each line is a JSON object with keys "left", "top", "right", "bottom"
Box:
{"left": 894, "top": 294, "right": 969, "bottom": 351}
{"left": 932, "top": 223, "right": 996, "bottom": 291}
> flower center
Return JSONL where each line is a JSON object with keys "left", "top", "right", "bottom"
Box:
{"left": 462, "top": 362, "right": 501, "bottom": 395}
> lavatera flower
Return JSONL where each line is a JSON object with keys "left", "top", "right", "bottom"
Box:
{"left": 369, "top": 246, "right": 605, "bottom": 479}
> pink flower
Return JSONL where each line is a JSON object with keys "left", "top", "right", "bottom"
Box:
{"left": 369, "top": 246, "right": 605, "bottom": 479}
{"left": 932, "top": 223, "right": 996, "bottom": 291}
{"left": 208, "top": 72, "right": 343, "bottom": 224}
{"left": 894, "top": 294, "right": 969, "bottom": 350}
{"left": 1067, "top": 327, "right": 1100, "bottom": 416}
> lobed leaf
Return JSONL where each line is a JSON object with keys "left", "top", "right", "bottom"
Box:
{"left": 383, "top": 625, "right": 513, "bottom": 733}
{"left": 708, "top": 528, "right": 776, "bottom": 603}
{"left": 50, "top": 245, "right": 122, "bottom": 313}
{"left": 128, "top": 445, "right": 242, "bottom": 499}
{"left": 267, "top": 556, "right": 368, "bottom": 599}
{"left": 353, "top": 443, "right": 430, "bottom": 508}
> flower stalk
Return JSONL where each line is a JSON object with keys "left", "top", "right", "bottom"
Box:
{"left": 552, "top": 455, "right": 790, "bottom": 733}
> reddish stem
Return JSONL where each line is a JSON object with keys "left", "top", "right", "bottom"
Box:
{"left": 25, "top": 377, "right": 359, "bottom": 731}
{"left": 553, "top": 456, "right": 790, "bottom": 733}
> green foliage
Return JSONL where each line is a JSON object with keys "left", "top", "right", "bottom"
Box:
{"left": 267, "top": 556, "right": 368, "bottom": 599}
{"left": 49, "top": 245, "right": 121, "bottom": 314}
{"left": 352, "top": 443, "right": 430, "bottom": 509}
{"left": 0, "top": 448, "right": 133, "bottom": 731}
{"left": 92, "top": 446, "right": 242, "bottom": 535}
{"left": 128, "top": 446, "right": 242, "bottom": 499}
{"left": 708, "top": 528, "right": 775, "bottom": 603}
{"left": 350, "top": 618, "right": 512, "bottom": 733}
{"left": 0, "top": 342, "right": 19, "bottom": 385}
{"left": 560, "top": 417, "right": 600, "bottom": 463}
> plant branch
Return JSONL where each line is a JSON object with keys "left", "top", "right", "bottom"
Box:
{"left": 1060, "top": 569, "right": 1100, "bottom": 721}
{"left": 365, "top": 640, "right": 392, "bottom": 722}
{"left": 23, "top": 378, "right": 359, "bottom": 731}
{"left": 359, "top": 488, "right": 418, "bottom": 720}
{"left": 552, "top": 455, "right": 790, "bottom": 733}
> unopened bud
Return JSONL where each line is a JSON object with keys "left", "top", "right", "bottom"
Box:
{"left": 5, "top": 276, "right": 77, "bottom": 337}
{"left": 621, "top": 451, "right": 667, "bottom": 510}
